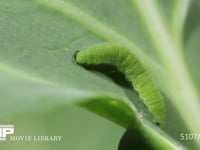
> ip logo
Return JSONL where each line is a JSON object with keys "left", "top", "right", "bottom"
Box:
{"left": 0, "top": 125, "right": 14, "bottom": 141}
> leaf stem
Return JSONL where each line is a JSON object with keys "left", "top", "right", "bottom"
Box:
{"left": 132, "top": 0, "right": 200, "bottom": 148}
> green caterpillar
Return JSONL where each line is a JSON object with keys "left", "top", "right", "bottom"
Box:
{"left": 75, "top": 44, "right": 165, "bottom": 123}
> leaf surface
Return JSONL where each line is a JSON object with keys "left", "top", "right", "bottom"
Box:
{"left": 0, "top": 0, "right": 199, "bottom": 149}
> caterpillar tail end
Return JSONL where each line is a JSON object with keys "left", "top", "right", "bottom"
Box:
{"left": 153, "top": 104, "right": 165, "bottom": 125}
